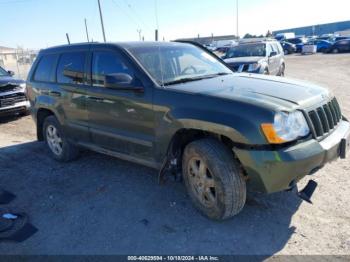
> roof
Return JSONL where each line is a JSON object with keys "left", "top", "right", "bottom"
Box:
{"left": 40, "top": 41, "right": 190, "bottom": 54}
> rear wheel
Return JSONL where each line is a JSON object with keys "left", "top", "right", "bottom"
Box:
{"left": 182, "top": 138, "right": 246, "bottom": 220}
{"left": 43, "top": 116, "right": 80, "bottom": 162}
{"left": 284, "top": 49, "right": 289, "bottom": 55}
{"left": 332, "top": 48, "right": 339, "bottom": 54}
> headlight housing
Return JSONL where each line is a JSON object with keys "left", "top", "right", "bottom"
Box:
{"left": 261, "top": 111, "right": 310, "bottom": 144}
{"left": 248, "top": 63, "right": 261, "bottom": 72}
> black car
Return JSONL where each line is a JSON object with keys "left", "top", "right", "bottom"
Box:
{"left": 223, "top": 40, "right": 285, "bottom": 76}
{"left": 0, "top": 66, "right": 29, "bottom": 116}
{"left": 327, "top": 39, "right": 350, "bottom": 53}
{"left": 280, "top": 41, "right": 296, "bottom": 55}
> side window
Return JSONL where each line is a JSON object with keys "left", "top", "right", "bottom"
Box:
{"left": 266, "top": 43, "right": 272, "bottom": 56}
{"left": 33, "top": 54, "right": 58, "bottom": 82}
{"left": 271, "top": 43, "right": 280, "bottom": 54}
{"left": 276, "top": 43, "right": 283, "bottom": 54}
{"left": 92, "top": 51, "right": 134, "bottom": 87}
{"left": 57, "top": 52, "right": 86, "bottom": 85}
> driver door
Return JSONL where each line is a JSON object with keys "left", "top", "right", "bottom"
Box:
{"left": 85, "top": 48, "right": 155, "bottom": 162}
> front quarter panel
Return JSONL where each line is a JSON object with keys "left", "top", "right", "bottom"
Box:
{"left": 153, "top": 87, "right": 275, "bottom": 162}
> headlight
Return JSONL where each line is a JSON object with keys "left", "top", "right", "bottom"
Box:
{"left": 261, "top": 111, "right": 310, "bottom": 144}
{"left": 248, "top": 63, "right": 261, "bottom": 72}
{"left": 19, "top": 83, "right": 26, "bottom": 90}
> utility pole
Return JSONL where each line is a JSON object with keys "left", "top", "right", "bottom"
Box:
{"left": 85, "top": 18, "right": 90, "bottom": 42}
{"left": 236, "top": 0, "right": 239, "bottom": 39}
{"left": 97, "top": 0, "right": 106, "bottom": 42}
{"left": 154, "top": 0, "right": 159, "bottom": 41}
{"left": 137, "top": 29, "right": 142, "bottom": 41}
{"left": 66, "top": 33, "right": 71, "bottom": 44}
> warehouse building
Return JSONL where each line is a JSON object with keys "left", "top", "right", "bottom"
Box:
{"left": 273, "top": 20, "right": 350, "bottom": 37}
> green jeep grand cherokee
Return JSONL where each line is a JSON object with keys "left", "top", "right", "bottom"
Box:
{"left": 26, "top": 42, "right": 350, "bottom": 220}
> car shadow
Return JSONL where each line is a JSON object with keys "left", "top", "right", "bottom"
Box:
{"left": 0, "top": 141, "right": 303, "bottom": 256}
{"left": 0, "top": 114, "right": 26, "bottom": 124}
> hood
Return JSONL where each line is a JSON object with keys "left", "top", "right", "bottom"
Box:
{"left": 224, "top": 56, "right": 265, "bottom": 64}
{"left": 0, "top": 76, "right": 25, "bottom": 87}
{"left": 167, "top": 73, "right": 330, "bottom": 111}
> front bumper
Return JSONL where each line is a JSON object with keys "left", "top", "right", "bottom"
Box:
{"left": 234, "top": 120, "right": 350, "bottom": 193}
{"left": 0, "top": 100, "right": 30, "bottom": 116}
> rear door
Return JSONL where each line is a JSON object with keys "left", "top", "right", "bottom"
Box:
{"left": 55, "top": 50, "right": 90, "bottom": 143}
{"left": 85, "top": 47, "right": 155, "bottom": 163}
{"left": 268, "top": 43, "right": 279, "bottom": 75}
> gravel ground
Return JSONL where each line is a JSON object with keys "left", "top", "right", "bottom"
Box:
{"left": 0, "top": 53, "right": 349, "bottom": 256}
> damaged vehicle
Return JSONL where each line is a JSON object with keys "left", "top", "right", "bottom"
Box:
{"left": 223, "top": 39, "right": 285, "bottom": 76}
{"left": 26, "top": 42, "right": 350, "bottom": 220}
{"left": 0, "top": 66, "right": 29, "bottom": 117}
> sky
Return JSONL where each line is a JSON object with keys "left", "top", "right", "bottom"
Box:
{"left": 0, "top": 0, "right": 349, "bottom": 49}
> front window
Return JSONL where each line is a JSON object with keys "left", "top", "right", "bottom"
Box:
{"left": 225, "top": 44, "right": 266, "bottom": 59}
{"left": 128, "top": 44, "right": 232, "bottom": 86}
{"left": 0, "top": 66, "right": 9, "bottom": 77}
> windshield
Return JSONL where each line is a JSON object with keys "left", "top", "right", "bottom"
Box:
{"left": 225, "top": 43, "right": 266, "bottom": 58}
{"left": 0, "top": 66, "right": 9, "bottom": 77}
{"left": 127, "top": 44, "right": 232, "bottom": 86}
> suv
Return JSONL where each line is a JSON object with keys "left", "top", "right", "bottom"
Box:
{"left": 0, "top": 66, "right": 29, "bottom": 116}
{"left": 27, "top": 42, "right": 349, "bottom": 220}
{"left": 223, "top": 39, "right": 285, "bottom": 76}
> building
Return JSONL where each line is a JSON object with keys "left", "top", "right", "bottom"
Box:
{"left": 273, "top": 20, "right": 350, "bottom": 37}
{"left": 0, "top": 46, "right": 17, "bottom": 67}
{"left": 176, "top": 35, "right": 238, "bottom": 46}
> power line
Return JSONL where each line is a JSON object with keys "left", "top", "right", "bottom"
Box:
{"left": 97, "top": 0, "right": 107, "bottom": 42}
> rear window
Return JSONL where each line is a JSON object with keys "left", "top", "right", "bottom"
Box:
{"left": 33, "top": 54, "right": 58, "bottom": 82}
{"left": 57, "top": 52, "right": 86, "bottom": 85}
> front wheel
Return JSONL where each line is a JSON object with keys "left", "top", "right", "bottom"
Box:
{"left": 43, "top": 116, "right": 80, "bottom": 162}
{"left": 182, "top": 138, "right": 246, "bottom": 220}
{"left": 332, "top": 48, "right": 339, "bottom": 54}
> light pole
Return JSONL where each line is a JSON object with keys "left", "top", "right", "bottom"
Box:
{"left": 85, "top": 18, "right": 90, "bottom": 42}
{"left": 137, "top": 29, "right": 142, "bottom": 41}
{"left": 236, "top": 0, "right": 239, "bottom": 39}
{"left": 97, "top": 0, "right": 106, "bottom": 42}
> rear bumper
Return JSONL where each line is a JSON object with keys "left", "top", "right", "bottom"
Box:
{"left": 234, "top": 120, "right": 350, "bottom": 193}
{"left": 0, "top": 101, "right": 30, "bottom": 116}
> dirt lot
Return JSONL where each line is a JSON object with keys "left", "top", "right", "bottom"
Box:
{"left": 0, "top": 53, "right": 350, "bottom": 256}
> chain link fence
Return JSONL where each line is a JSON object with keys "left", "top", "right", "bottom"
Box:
{"left": 0, "top": 48, "right": 38, "bottom": 80}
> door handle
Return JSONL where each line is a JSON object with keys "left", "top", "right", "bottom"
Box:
{"left": 50, "top": 91, "right": 61, "bottom": 97}
{"left": 87, "top": 96, "right": 103, "bottom": 102}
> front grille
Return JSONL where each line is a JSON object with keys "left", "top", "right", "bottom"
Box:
{"left": 0, "top": 84, "right": 20, "bottom": 93}
{"left": 0, "top": 93, "right": 27, "bottom": 108}
{"left": 229, "top": 64, "right": 249, "bottom": 72}
{"left": 307, "top": 97, "right": 342, "bottom": 138}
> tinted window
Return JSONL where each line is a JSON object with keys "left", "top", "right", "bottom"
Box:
{"left": 57, "top": 52, "right": 86, "bottom": 84}
{"left": 226, "top": 43, "right": 266, "bottom": 58}
{"left": 92, "top": 51, "right": 134, "bottom": 87}
{"left": 34, "top": 54, "right": 58, "bottom": 82}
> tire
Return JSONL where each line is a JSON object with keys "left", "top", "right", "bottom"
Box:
{"left": 284, "top": 49, "right": 289, "bottom": 55}
{"left": 332, "top": 48, "right": 339, "bottom": 54}
{"left": 43, "top": 115, "right": 80, "bottom": 162}
{"left": 182, "top": 138, "right": 246, "bottom": 220}
{"left": 263, "top": 68, "right": 269, "bottom": 75}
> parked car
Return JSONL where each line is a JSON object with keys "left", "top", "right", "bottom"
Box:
{"left": 280, "top": 41, "right": 296, "bottom": 55}
{"left": 0, "top": 66, "right": 29, "bottom": 116}
{"left": 285, "top": 37, "right": 308, "bottom": 52}
{"left": 327, "top": 39, "right": 350, "bottom": 53}
{"left": 306, "top": 39, "right": 332, "bottom": 53}
{"left": 26, "top": 42, "right": 350, "bottom": 220}
{"left": 223, "top": 39, "right": 285, "bottom": 76}
{"left": 330, "top": 36, "right": 350, "bottom": 43}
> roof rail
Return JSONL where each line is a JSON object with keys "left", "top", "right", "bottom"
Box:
{"left": 238, "top": 37, "right": 275, "bottom": 44}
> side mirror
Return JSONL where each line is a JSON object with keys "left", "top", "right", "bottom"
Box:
{"left": 104, "top": 73, "right": 143, "bottom": 92}
{"left": 8, "top": 70, "right": 15, "bottom": 76}
{"left": 269, "top": 51, "right": 277, "bottom": 57}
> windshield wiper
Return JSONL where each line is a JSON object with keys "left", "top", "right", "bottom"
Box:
{"left": 163, "top": 72, "right": 230, "bottom": 86}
